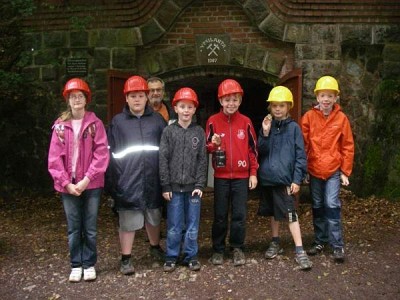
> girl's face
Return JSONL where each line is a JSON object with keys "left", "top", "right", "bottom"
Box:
{"left": 316, "top": 89, "right": 338, "bottom": 113}
{"left": 68, "top": 90, "right": 87, "bottom": 111}
{"left": 126, "top": 91, "right": 148, "bottom": 115}
{"left": 219, "top": 93, "right": 241, "bottom": 115}
{"left": 269, "top": 102, "right": 290, "bottom": 121}
{"left": 174, "top": 100, "right": 196, "bottom": 123}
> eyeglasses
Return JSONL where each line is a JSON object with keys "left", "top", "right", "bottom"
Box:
{"left": 149, "top": 88, "right": 164, "bottom": 93}
{"left": 69, "top": 94, "right": 85, "bottom": 100}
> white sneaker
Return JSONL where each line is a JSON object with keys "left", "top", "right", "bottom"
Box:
{"left": 69, "top": 267, "right": 82, "bottom": 282}
{"left": 83, "top": 266, "right": 97, "bottom": 281}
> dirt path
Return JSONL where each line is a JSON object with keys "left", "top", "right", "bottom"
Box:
{"left": 0, "top": 191, "right": 399, "bottom": 299}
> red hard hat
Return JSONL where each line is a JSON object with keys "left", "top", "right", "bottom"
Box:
{"left": 172, "top": 87, "right": 199, "bottom": 108}
{"left": 217, "top": 79, "right": 243, "bottom": 99}
{"left": 63, "top": 78, "right": 91, "bottom": 103}
{"left": 123, "top": 75, "right": 149, "bottom": 95}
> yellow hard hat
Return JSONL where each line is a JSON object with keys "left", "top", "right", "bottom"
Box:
{"left": 267, "top": 86, "right": 294, "bottom": 108}
{"left": 314, "top": 76, "right": 340, "bottom": 94}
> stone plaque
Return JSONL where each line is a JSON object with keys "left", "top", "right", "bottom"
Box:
{"left": 196, "top": 35, "right": 230, "bottom": 65}
{"left": 66, "top": 58, "right": 88, "bottom": 76}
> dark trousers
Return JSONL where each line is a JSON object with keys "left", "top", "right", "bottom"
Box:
{"left": 212, "top": 178, "right": 248, "bottom": 253}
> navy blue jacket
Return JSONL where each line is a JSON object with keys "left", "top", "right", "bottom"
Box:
{"left": 106, "top": 105, "right": 167, "bottom": 210}
{"left": 258, "top": 118, "right": 306, "bottom": 186}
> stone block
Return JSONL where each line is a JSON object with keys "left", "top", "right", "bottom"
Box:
{"left": 286, "top": 24, "right": 311, "bottom": 43}
{"left": 259, "top": 13, "right": 285, "bottom": 41}
{"left": 141, "top": 19, "right": 165, "bottom": 45}
{"left": 42, "top": 65, "right": 58, "bottom": 81}
{"left": 43, "top": 31, "right": 67, "bottom": 48}
{"left": 112, "top": 48, "right": 136, "bottom": 69}
{"left": 161, "top": 48, "right": 181, "bottom": 71}
{"left": 382, "top": 61, "right": 400, "bottom": 78}
{"left": 156, "top": 0, "right": 181, "bottom": 30}
{"left": 116, "top": 28, "right": 141, "bottom": 46}
{"left": 70, "top": 31, "right": 88, "bottom": 47}
{"left": 34, "top": 49, "right": 59, "bottom": 65}
{"left": 141, "top": 53, "right": 163, "bottom": 74}
{"left": 94, "top": 48, "right": 111, "bottom": 69}
{"left": 246, "top": 45, "right": 266, "bottom": 70}
{"left": 181, "top": 45, "right": 196, "bottom": 66}
{"left": 340, "top": 25, "right": 372, "bottom": 45}
{"left": 374, "top": 25, "right": 400, "bottom": 44}
{"left": 230, "top": 43, "right": 247, "bottom": 66}
{"left": 243, "top": 0, "right": 269, "bottom": 24}
{"left": 265, "top": 50, "right": 285, "bottom": 75}
{"left": 90, "top": 30, "right": 117, "bottom": 47}
{"left": 311, "top": 25, "right": 337, "bottom": 44}
{"left": 295, "top": 44, "right": 323, "bottom": 60}
{"left": 382, "top": 44, "right": 400, "bottom": 62}
{"left": 22, "top": 33, "right": 42, "bottom": 52}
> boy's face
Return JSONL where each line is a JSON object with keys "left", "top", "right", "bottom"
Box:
{"left": 174, "top": 100, "right": 196, "bottom": 123}
{"left": 68, "top": 90, "right": 87, "bottom": 110}
{"left": 219, "top": 93, "right": 241, "bottom": 115}
{"left": 126, "top": 91, "right": 148, "bottom": 114}
{"left": 316, "top": 89, "right": 338, "bottom": 112}
{"left": 269, "top": 102, "right": 290, "bottom": 120}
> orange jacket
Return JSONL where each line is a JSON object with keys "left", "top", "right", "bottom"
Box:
{"left": 301, "top": 104, "right": 354, "bottom": 180}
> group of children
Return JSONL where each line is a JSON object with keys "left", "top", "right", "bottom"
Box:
{"left": 48, "top": 74, "right": 354, "bottom": 282}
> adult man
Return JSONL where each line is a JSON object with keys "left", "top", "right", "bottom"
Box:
{"left": 147, "top": 77, "right": 175, "bottom": 123}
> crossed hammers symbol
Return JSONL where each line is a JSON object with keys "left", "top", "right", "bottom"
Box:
{"left": 207, "top": 43, "right": 220, "bottom": 56}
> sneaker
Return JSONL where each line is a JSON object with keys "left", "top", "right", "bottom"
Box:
{"left": 83, "top": 266, "right": 96, "bottom": 281}
{"left": 149, "top": 245, "right": 165, "bottom": 261}
{"left": 232, "top": 248, "right": 246, "bottom": 266}
{"left": 307, "top": 243, "right": 325, "bottom": 256}
{"left": 188, "top": 259, "right": 201, "bottom": 271}
{"left": 69, "top": 267, "right": 82, "bottom": 283}
{"left": 265, "top": 241, "right": 283, "bottom": 259}
{"left": 163, "top": 260, "right": 176, "bottom": 272}
{"left": 333, "top": 248, "right": 345, "bottom": 263}
{"left": 210, "top": 252, "right": 224, "bottom": 265}
{"left": 120, "top": 259, "right": 135, "bottom": 275}
{"left": 295, "top": 251, "right": 313, "bottom": 270}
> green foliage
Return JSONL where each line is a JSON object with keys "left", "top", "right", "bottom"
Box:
{"left": 0, "top": 70, "right": 59, "bottom": 195}
{"left": 360, "top": 78, "right": 400, "bottom": 200}
{"left": 0, "top": 0, "right": 58, "bottom": 197}
{"left": 69, "top": 15, "right": 94, "bottom": 31}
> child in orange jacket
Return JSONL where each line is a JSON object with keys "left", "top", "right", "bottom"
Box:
{"left": 301, "top": 76, "right": 354, "bottom": 263}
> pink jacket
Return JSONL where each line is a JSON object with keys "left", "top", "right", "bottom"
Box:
{"left": 48, "top": 111, "right": 110, "bottom": 193}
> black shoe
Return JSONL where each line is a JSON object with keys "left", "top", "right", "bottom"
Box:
{"left": 149, "top": 245, "right": 165, "bottom": 261}
{"left": 188, "top": 259, "right": 201, "bottom": 271}
{"left": 333, "top": 248, "right": 345, "bottom": 263}
{"left": 307, "top": 243, "right": 325, "bottom": 256}
{"left": 163, "top": 260, "right": 176, "bottom": 272}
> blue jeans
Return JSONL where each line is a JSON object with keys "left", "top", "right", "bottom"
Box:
{"left": 61, "top": 188, "right": 102, "bottom": 268}
{"left": 166, "top": 191, "right": 201, "bottom": 262}
{"left": 310, "top": 171, "right": 344, "bottom": 249}
{"left": 212, "top": 178, "right": 248, "bottom": 253}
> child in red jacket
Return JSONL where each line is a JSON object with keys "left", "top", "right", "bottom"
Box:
{"left": 206, "top": 79, "right": 258, "bottom": 266}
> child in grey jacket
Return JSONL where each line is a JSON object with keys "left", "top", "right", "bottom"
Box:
{"left": 159, "top": 87, "right": 207, "bottom": 272}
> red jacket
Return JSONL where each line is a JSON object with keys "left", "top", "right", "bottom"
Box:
{"left": 206, "top": 110, "right": 258, "bottom": 179}
{"left": 301, "top": 104, "right": 354, "bottom": 180}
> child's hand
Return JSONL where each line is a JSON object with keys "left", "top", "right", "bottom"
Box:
{"left": 249, "top": 175, "right": 258, "bottom": 190}
{"left": 303, "top": 173, "right": 310, "bottom": 184}
{"left": 211, "top": 134, "right": 221, "bottom": 146}
{"left": 75, "top": 176, "right": 90, "bottom": 194}
{"left": 262, "top": 114, "right": 272, "bottom": 136}
{"left": 340, "top": 173, "right": 349, "bottom": 186}
{"left": 289, "top": 183, "right": 300, "bottom": 195}
{"left": 192, "top": 189, "right": 203, "bottom": 198}
{"left": 66, "top": 183, "right": 80, "bottom": 196}
{"left": 162, "top": 192, "right": 172, "bottom": 201}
